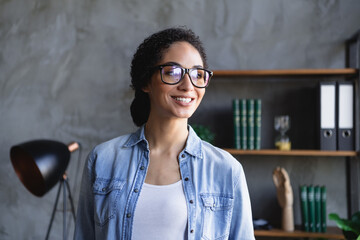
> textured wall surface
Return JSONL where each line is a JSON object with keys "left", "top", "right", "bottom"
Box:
{"left": 1, "top": 0, "right": 360, "bottom": 239}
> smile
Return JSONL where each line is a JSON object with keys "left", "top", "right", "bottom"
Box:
{"left": 172, "top": 97, "right": 193, "bottom": 103}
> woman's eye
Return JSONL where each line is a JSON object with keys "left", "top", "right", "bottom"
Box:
{"left": 192, "top": 70, "right": 204, "bottom": 79}
{"left": 164, "top": 67, "right": 181, "bottom": 76}
{"left": 165, "top": 70, "right": 175, "bottom": 76}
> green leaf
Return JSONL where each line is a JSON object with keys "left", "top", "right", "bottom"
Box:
{"left": 191, "top": 124, "right": 215, "bottom": 144}
{"left": 352, "top": 212, "right": 360, "bottom": 224}
{"left": 329, "top": 212, "right": 360, "bottom": 235}
{"left": 329, "top": 213, "right": 341, "bottom": 221}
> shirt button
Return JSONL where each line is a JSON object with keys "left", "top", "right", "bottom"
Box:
{"left": 190, "top": 229, "right": 194, "bottom": 233}
{"left": 181, "top": 154, "right": 185, "bottom": 158}
{"left": 134, "top": 189, "right": 139, "bottom": 193}
{"left": 140, "top": 166, "right": 145, "bottom": 170}
{"left": 102, "top": 188, "right": 106, "bottom": 192}
{"left": 126, "top": 213, "right": 131, "bottom": 218}
{"left": 189, "top": 200, "right": 194, "bottom": 204}
{"left": 184, "top": 177, "right": 189, "bottom": 181}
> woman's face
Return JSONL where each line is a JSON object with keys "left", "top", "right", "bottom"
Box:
{"left": 143, "top": 41, "right": 205, "bottom": 121}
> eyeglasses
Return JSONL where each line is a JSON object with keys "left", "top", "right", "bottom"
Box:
{"left": 156, "top": 65, "right": 213, "bottom": 88}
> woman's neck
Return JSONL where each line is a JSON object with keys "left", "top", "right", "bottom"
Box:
{"left": 144, "top": 118, "right": 189, "bottom": 154}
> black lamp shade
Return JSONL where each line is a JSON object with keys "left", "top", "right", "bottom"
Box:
{"left": 10, "top": 140, "right": 71, "bottom": 197}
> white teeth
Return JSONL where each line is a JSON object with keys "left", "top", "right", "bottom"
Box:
{"left": 174, "top": 97, "right": 192, "bottom": 103}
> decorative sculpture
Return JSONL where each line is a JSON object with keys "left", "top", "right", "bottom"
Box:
{"left": 272, "top": 166, "right": 294, "bottom": 231}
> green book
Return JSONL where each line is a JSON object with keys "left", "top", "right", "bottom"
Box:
{"left": 314, "top": 186, "right": 321, "bottom": 232}
{"left": 307, "top": 185, "right": 316, "bottom": 232}
{"left": 300, "top": 185, "right": 310, "bottom": 232}
{"left": 232, "top": 99, "right": 241, "bottom": 149}
{"left": 321, "top": 186, "right": 327, "bottom": 232}
{"left": 240, "top": 99, "right": 247, "bottom": 149}
{"left": 246, "top": 99, "right": 255, "bottom": 150}
{"left": 254, "top": 99, "right": 261, "bottom": 150}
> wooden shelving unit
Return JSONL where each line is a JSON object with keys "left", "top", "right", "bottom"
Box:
{"left": 255, "top": 228, "right": 345, "bottom": 239}
{"left": 213, "top": 68, "right": 358, "bottom": 77}
{"left": 211, "top": 32, "right": 360, "bottom": 239}
{"left": 224, "top": 149, "right": 358, "bottom": 157}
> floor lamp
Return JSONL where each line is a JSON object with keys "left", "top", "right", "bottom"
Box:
{"left": 10, "top": 140, "right": 79, "bottom": 240}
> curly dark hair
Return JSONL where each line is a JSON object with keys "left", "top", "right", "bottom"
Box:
{"left": 129, "top": 27, "right": 208, "bottom": 127}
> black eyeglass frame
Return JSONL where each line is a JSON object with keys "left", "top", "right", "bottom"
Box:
{"left": 156, "top": 64, "right": 213, "bottom": 88}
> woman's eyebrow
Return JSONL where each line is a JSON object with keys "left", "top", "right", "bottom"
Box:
{"left": 162, "top": 62, "right": 204, "bottom": 68}
{"left": 162, "top": 61, "right": 180, "bottom": 66}
{"left": 193, "top": 64, "right": 204, "bottom": 68}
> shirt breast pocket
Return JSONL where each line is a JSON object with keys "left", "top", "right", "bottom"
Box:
{"left": 93, "top": 178, "right": 126, "bottom": 226}
{"left": 200, "top": 194, "right": 234, "bottom": 240}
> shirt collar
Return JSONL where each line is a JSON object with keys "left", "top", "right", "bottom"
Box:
{"left": 184, "top": 125, "right": 203, "bottom": 159}
{"left": 124, "top": 125, "right": 148, "bottom": 149}
{"left": 124, "top": 124, "right": 203, "bottom": 159}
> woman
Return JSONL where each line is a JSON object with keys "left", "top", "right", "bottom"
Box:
{"left": 74, "top": 27, "right": 254, "bottom": 240}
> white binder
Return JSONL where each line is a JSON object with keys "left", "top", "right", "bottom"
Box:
{"left": 319, "top": 82, "right": 336, "bottom": 150}
{"left": 337, "top": 82, "right": 354, "bottom": 150}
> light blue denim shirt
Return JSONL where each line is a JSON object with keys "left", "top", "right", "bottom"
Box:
{"left": 74, "top": 125, "right": 255, "bottom": 240}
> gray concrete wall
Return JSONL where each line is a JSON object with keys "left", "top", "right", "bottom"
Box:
{"left": 1, "top": 0, "right": 360, "bottom": 239}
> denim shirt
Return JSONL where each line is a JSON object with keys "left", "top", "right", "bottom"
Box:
{"left": 74, "top": 126, "right": 255, "bottom": 240}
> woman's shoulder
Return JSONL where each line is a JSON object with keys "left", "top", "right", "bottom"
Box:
{"left": 87, "top": 132, "right": 141, "bottom": 173}
{"left": 92, "top": 133, "right": 133, "bottom": 155}
{"left": 200, "top": 141, "right": 241, "bottom": 168}
{"left": 201, "top": 141, "right": 232, "bottom": 158}
{"left": 85, "top": 133, "right": 140, "bottom": 179}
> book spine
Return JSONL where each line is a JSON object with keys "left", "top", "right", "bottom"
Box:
{"left": 240, "top": 99, "right": 247, "bottom": 149}
{"left": 321, "top": 186, "right": 327, "bottom": 232}
{"left": 232, "top": 99, "right": 241, "bottom": 149}
{"left": 314, "top": 186, "right": 321, "bottom": 232}
{"left": 247, "top": 99, "right": 255, "bottom": 150}
{"left": 254, "top": 99, "right": 262, "bottom": 150}
{"left": 307, "top": 185, "right": 316, "bottom": 232}
{"left": 300, "top": 185, "right": 310, "bottom": 232}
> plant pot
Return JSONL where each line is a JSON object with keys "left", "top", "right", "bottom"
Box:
{"left": 343, "top": 230, "right": 358, "bottom": 240}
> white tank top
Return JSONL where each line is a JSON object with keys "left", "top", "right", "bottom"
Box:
{"left": 132, "top": 180, "right": 188, "bottom": 240}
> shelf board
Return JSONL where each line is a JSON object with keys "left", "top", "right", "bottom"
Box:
{"left": 255, "top": 228, "right": 345, "bottom": 239}
{"left": 224, "top": 149, "right": 358, "bottom": 157}
{"left": 213, "top": 68, "right": 358, "bottom": 77}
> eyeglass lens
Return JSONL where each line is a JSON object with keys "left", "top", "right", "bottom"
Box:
{"left": 161, "top": 66, "right": 210, "bottom": 87}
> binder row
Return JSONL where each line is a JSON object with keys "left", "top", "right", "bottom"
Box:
{"left": 232, "top": 99, "right": 261, "bottom": 150}
{"left": 319, "top": 82, "right": 354, "bottom": 150}
{"left": 300, "top": 185, "right": 327, "bottom": 233}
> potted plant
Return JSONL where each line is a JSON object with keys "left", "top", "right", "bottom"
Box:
{"left": 191, "top": 124, "right": 215, "bottom": 144}
{"left": 329, "top": 211, "right": 360, "bottom": 240}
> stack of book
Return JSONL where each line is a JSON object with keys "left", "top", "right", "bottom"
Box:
{"left": 233, "top": 99, "right": 261, "bottom": 150}
{"left": 300, "top": 185, "right": 327, "bottom": 232}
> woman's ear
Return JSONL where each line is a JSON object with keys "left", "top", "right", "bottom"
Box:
{"left": 142, "top": 86, "right": 149, "bottom": 93}
{"left": 142, "top": 78, "right": 151, "bottom": 93}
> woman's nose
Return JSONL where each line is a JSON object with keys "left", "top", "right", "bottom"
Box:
{"left": 178, "top": 73, "right": 194, "bottom": 91}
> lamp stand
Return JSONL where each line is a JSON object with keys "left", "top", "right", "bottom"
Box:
{"left": 45, "top": 173, "right": 76, "bottom": 240}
